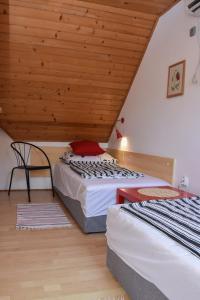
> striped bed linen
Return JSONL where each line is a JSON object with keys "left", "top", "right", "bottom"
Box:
{"left": 121, "top": 196, "right": 200, "bottom": 258}
{"left": 69, "top": 161, "right": 143, "bottom": 179}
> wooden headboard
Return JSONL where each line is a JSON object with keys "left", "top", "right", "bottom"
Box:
{"left": 30, "top": 146, "right": 175, "bottom": 184}
{"left": 30, "top": 146, "right": 68, "bottom": 177}
{"left": 107, "top": 149, "right": 175, "bottom": 184}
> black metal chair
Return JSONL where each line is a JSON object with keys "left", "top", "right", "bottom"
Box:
{"left": 8, "top": 142, "right": 54, "bottom": 202}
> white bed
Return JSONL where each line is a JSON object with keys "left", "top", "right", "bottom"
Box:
{"left": 106, "top": 205, "right": 200, "bottom": 300}
{"left": 54, "top": 161, "right": 168, "bottom": 232}
{"left": 54, "top": 161, "right": 168, "bottom": 217}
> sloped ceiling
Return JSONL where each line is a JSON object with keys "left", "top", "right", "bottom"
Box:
{"left": 0, "top": 0, "right": 179, "bottom": 141}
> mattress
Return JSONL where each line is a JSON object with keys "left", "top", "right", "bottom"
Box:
{"left": 107, "top": 247, "right": 168, "bottom": 300}
{"left": 106, "top": 205, "right": 200, "bottom": 300}
{"left": 54, "top": 162, "right": 168, "bottom": 218}
{"left": 55, "top": 188, "right": 107, "bottom": 233}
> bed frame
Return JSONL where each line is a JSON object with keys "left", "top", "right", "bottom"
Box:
{"left": 107, "top": 247, "right": 168, "bottom": 300}
{"left": 55, "top": 188, "right": 107, "bottom": 233}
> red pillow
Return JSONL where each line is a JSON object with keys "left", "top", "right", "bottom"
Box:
{"left": 69, "top": 140, "right": 105, "bottom": 156}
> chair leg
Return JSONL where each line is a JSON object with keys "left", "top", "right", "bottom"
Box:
{"left": 8, "top": 168, "right": 16, "bottom": 195}
{"left": 25, "top": 169, "right": 31, "bottom": 203}
{"left": 49, "top": 167, "right": 55, "bottom": 197}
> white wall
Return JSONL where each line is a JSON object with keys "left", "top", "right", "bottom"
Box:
{"left": 0, "top": 128, "right": 107, "bottom": 190}
{"left": 109, "top": 1, "right": 200, "bottom": 194}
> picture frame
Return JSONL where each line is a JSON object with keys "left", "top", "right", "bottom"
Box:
{"left": 167, "top": 60, "right": 186, "bottom": 98}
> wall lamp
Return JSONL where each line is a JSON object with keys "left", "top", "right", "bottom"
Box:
{"left": 115, "top": 117, "right": 125, "bottom": 139}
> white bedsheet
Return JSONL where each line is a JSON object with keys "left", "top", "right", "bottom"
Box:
{"left": 54, "top": 162, "right": 168, "bottom": 217}
{"left": 106, "top": 205, "right": 200, "bottom": 300}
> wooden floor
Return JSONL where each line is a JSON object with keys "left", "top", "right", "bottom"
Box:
{"left": 0, "top": 190, "right": 129, "bottom": 300}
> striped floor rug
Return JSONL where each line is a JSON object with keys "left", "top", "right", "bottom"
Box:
{"left": 16, "top": 203, "right": 72, "bottom": 230}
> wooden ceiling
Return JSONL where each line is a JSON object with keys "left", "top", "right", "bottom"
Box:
{"left": 0, "top": 0, "right": 179, "bottom": 142}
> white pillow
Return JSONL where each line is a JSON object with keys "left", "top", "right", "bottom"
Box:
{"left": 60, "top": 152, "right": 117, "bottom": 164}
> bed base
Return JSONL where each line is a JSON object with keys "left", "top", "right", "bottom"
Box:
{"left": 55, "top": 188, "right": 107, "bottom": 233}
{"left": 107, "top": 247, "right": 168, "bottom": 300}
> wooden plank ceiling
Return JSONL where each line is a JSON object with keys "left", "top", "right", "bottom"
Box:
{"left": 0, "top": 0, "right": 179, "bottom": 142}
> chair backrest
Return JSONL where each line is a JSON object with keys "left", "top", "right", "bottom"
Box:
{"left": 11, "top": 142, "right": 51, "bottom": 167}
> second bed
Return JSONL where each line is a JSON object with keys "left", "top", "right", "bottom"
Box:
{"left": 106, "top": 200, "right": 200, "bottom": 300}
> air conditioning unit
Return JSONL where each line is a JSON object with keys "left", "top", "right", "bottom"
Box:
{"left": 185, "top": 0, "right": 200, "bottom": 17}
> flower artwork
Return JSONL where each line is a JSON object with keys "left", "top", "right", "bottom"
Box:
{"left": 167, "top": 60, "right": 185, "bottom": 98}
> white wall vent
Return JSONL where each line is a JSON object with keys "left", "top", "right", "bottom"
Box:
{"left": 185, "top": 0, "right": 200, "bottom": 17}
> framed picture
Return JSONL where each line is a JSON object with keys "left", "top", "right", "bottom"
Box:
{"left": 167, "top": 60, "right": 186, "bottom": 98}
